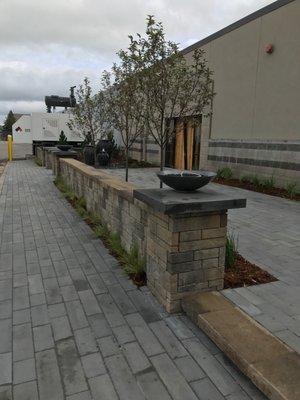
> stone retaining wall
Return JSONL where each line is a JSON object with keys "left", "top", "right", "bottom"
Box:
{"left": 57, "top": 158, "right": 235, "bottom": 312}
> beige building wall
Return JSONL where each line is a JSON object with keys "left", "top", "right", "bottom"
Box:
{"left": 189, "top": 0, "right": 300, "bottom": 141}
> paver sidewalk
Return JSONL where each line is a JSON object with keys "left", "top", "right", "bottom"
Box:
{"left": 0, "top": 160, "right": 266, "bottom": 399}
{"left": 108, "top": 167, "right": 300, "bottom": 354}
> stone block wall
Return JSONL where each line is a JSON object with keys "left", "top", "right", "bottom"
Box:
{"left": 146, "top": 210, "right": 226, "bottom": 312}
{"left": 58, "top": 158, "right": 229, "bottom": 313}
{"left": 59, "top": 159, "right": 147, "bottom": 257}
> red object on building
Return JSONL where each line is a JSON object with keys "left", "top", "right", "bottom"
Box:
{"left": 15, "top": 126, "right": 22, "bottom": 132}
{"left": 265, "top": 44, "right": 274, "bottom": 54}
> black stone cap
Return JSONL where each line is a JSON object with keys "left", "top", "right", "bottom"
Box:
{"left": 133, "top": 187, "right": 246, "bottom": 215}
{"left": 54, "top": 150, "right": 77, "bottom": 156}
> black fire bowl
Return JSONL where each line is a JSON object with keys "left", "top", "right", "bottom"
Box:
{"left": 157, "top": 170, "right": 216, "bottom": 191}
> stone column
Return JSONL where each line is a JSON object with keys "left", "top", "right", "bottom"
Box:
{"left": 134, "top": 187, "right": 246, "bottom": 313}
{"left": 52, "top": 150, "right": 78, "bottom": 177}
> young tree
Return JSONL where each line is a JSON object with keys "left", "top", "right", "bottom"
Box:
{"left": 68, "top": 77, "right": 108, "bottom": 165}
{"left": 2, "top": 110, "right": 16, "bottom": 133}
{"left": 102, "top": 57, "right": 145, "bottom": 182}
{"left": 128, "top": 16, "right": 215, "bottom": 181}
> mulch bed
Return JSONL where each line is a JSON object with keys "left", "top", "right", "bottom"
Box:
{"left": 224, "top": 252, "right": 277, "bottom": 289}
{"left": 215, "top": 178, "right": 300, "bottom": 201}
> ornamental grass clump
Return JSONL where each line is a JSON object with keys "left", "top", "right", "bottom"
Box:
{"left": 216, "top": 167, "right": 233, "bottom": 180}
{"left": 225, "top": 233, "right": 238, "bottom": 270}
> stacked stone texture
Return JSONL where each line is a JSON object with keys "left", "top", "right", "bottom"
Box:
{"left": 58, "top": 159, "right": 227, "bottom": 313}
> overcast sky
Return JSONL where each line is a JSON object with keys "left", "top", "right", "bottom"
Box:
{"left": 0, "top": 0, "right": 274, "bottom": 124}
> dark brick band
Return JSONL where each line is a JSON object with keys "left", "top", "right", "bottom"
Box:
{"left": 208, "top": 141, "right": 300, "bottom": 152}
{"left": 208, "top": 155, "right": 300, "bottom": 171}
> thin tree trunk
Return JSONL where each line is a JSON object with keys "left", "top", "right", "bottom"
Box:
{"left": 125, "top": 147, "right": 129, "bottom": 182}
{"left": 159, "top": 144, "right": 164, "bottom": 188}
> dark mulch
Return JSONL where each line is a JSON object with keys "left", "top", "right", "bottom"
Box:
{"left": 224, "top": 252, "right": 277, "bottom": 289}
{"left": 215, "top": 178, "right": 300, "bottom": 201}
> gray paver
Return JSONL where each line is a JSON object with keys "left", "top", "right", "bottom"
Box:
{"left": 65, "top": 300, "right": 89, "bottom": 330}
{"left": 175, "top": 355, "right": 206, "bottom": 382}
{"left": 0, "top": 299, "right": 12, "bottom": 319}
{"left": 81, "top": 352, "right": 106, "bottom": 378}
{"left": 89, "top": 374, "right": 118, "bottom": 400}
{"left": 113, "top": 324, "right": 135, "bottom": 345}
{"left": 151, "top": 353, "right": 198, "bottom": 400}
{"left": 149, "top": 320, "right": 188, "bottom": 359}
{"left": 125, "top": 313, "right": 164, "bottom": 356}
{"left": 67, "top": 392, "right": 92, "bottom": 400}
{"left": 105, "top": 354, "right": 146, "bottom": 400}
{"left": 57, "top": 339, "right": 88, "bottom": 396}
{"left": 13, "top": 358, "right": 36, "bottom": 384}
{"left": 13, "top": 380, "right": 39, "bottom": 400}
{"left": 36, "top": 349, "right": 64, "bottom": 400}
{"left": 122, "top": 341, "right": 151, "bottom": 374}
{"left": 137, "top": 370, "right": 172, "bottom": 400}
{"left": 0, "top": 318, "right": 12, "bottom": 353}
{"left": 52, "top": 315, "right": 72, "bottom": 341}
{"left": 13, "top": 323, "right": 34, "bottom": 362}
{"left": 78, "top": 289, "right": 102, "bottom": 316}
{"left": 31, "top": 304, "right": 49, "bottom": 326}
{"left": 74, "top": 327, "right": 97, "bottom": 355}
{"left": 33, "top": 324, "right": 54, "bottom": 351}
{"left": 191, "top": 377, "right": 225, "bottom": 400}
{"left": 0, "top": 352, "right": 12, "bottom": 385}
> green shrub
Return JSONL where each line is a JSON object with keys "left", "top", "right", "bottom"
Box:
{"left": 248, "top": 174, "right": 261, "bottom": 187}
{"left": 108, "top": 232, "right": 125, "bottom": 257}
{"left": 262, "top": 175, "right": 275, "bottom": 189}
{"left": 286, "top": 182, "right": 298, "bottom": 199}
{"left": 124, "top": 244, "right": 145, "bottom": 276}
{"left": 89, "top": 212, "right": 102, "bottom": 226}
{"left": 240, "top": 174, "right": 251, "bottom": 184}
{"left": 35, "top": 158, "right": 42, "bottom": 166}
{"left": 58, "top": 130, "right": 68, "bottom": 144}
{"left": 225, "top": 233, "right": 238, "bottom": 270}
{"left": 216, "top": 167, "right": 233, "bottom": 180}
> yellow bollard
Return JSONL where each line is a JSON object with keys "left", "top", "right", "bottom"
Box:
{"left": 7, "top": 135, "right": 13, "bottom": 161}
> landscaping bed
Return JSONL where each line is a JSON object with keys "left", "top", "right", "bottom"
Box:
{"left": 215, "top": 167, "right": 299, "bottom": 201}
{"left": 215, "top": 177, "right": 300, "bottom": 201}
{"left": 224, "top": 252, "right": 277, "bottom": 289}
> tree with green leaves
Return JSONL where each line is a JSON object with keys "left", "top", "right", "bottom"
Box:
{"left": 58, "top": 130, "right": 68, "bottom": 144}
{"left": 2, "top": 110, "right": 16, "bottom": 133}
{"left": 102, "top": 56, "right": 145, "bottom": 181}
{"left": 68, "top": 77, "right": 108, "bottom": 165}
{"left": 125, "top": 16, "right": 215, "bottom": 180}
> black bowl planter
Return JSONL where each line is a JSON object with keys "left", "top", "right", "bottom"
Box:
{"left": 83, "top": 145, "right": 95, "bottom": 166}
{"left": 157, "top": 170, "right": 216, "bottom": 191}
{"left": 57, "top": 145, "right": 72, "bottom": 151}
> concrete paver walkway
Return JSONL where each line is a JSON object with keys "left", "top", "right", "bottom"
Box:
{"left": 0, "top": 161, "right": 266, "bottom": 399}
{"left": 107, "top": 167, "right": 300, "bottom": 354}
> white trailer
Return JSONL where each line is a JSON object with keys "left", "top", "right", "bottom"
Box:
{"left": 12, "top": 112, "right": 83, "bottom": 153}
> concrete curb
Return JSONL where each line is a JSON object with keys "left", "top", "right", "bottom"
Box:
{"left": 182, "top": 291, "right": 300, "bottom": 400}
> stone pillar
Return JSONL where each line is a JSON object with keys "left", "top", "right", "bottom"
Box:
{"left": 52, "top": 151, "right": 78, "bottom": 177}
{"left": 134, "top": 188, "right": 246, "bottom": 313}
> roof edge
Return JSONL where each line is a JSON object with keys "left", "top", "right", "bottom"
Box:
{"left": 181, "top": 0, "right": 296, "bottom": 55}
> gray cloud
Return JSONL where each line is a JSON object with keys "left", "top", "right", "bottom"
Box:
{"left": 0, "top": 0, "right": 273, "bottom": 117}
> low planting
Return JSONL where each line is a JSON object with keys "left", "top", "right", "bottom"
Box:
{"left": 286, "top": 182, "right": 298, "bottom": 199}
{"left": 215, "top": 168, "right": 298, "bottom": 200}
{"left": 216, "top": 167, "right": 233, "bottom": 180}
{"left": 54, "top": 177, "right": 146, "bottom": 285}
{"left": 35, "top": 158, "right": 42, "bottom": 167}
{"left": 224, "top": 231, "right": 277, "bottom": 288}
